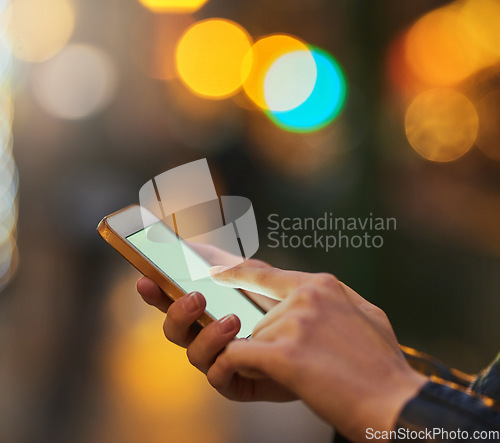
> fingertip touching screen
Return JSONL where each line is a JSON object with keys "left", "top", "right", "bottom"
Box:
{"left": 127, "top": 221, "right": 264, "bottom": 338}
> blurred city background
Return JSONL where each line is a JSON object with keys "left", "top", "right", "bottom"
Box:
{"left": 1, "top": 0, "right": 500, "bottom": 442}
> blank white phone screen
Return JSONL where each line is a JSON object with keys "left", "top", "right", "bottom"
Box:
{"left": 127, "top": 222, "right": 264, "bottom": 338}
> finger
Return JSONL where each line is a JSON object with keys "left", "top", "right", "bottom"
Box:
{"left": 210, "top": 265, "right": 312, "bottom": 300}
{"left": 187, "top": 254, "right": 276, "bottom": 311}
{"left": 218, "top": 259, "right": 279, "bottom": 311}
{"left": 137, "top": 277, "right": 172, "bottom": 313}
{"left": 186, "top": 314, "right": 240, "bottom": 373}
{"left": 245, "top": 291, "right": 280, "bottom": 313}
{"left": 250, "top": 286, "right": 319, "bottom": 339}
{"left": 163, "top": 291, "right": 206, "bottom": 347}
{"left": 208, "top": 339, "right": 278, "bottom": 391}
{"left": 251, "top": 298, "right": 292, "bottom": 338}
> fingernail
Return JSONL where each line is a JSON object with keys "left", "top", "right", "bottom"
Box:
{"left": 184, "top": 292, "right": 203, "bottom": 313}
{"left": 218, "top": 314, "right": 237, "bottom": 333}
{"left": 210, "top": 265, "right": 229, "bottom": 276}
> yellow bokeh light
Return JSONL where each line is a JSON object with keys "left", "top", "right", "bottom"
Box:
{"left": 138, "top": 0, "right": 208, "bottom": 13}
{"left": 405, "top": 6, "right": 488, "bottom": 87}
{"left": 405, "top": 89, "right": 479, "bottom": 162}
{"left": 176, "top": 18, "right": 252, "bottom": 99}
{"left": 8, "top": 0, "right": 74, "bottom": 63}
{"left": 242, "top": 34, "right": 311, "bottom": 109}
{"left": 103, "top": 274, "right": 228, "bottom": 443}
{"left": 109, "top": 314, "right": 204, "bottom": 410}
{"left": 462, "top": 0, "right": 500, "bottom": 59}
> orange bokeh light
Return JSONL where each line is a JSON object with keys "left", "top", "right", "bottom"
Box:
{"left": 242, "top": 34, "right": 311, "bottom": 110}
{"left": 405, "top": 89, "right": 479, "bottom": 162}
{"left": 138, "top": 0, "right": 208, "bottom": 13}
{"left": 476, "top": 89, "right": 500, "bottom": 161}
{"left": 405, "top": 6, "right": 489, "bottom": 87}
{"left": 462, "top": 0, "right": 500, "bottom": 59}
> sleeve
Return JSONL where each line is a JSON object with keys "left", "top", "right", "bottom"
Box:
{"left": 396, "top": 377, "right": 500, "bottom": 439}
{"left": 400, "top": 345, "right": 475, "bottom": 388}
{"left": 333, "top": 349, "right": 500, "bottom": 443}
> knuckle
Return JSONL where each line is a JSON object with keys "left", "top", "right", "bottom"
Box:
{"left": 186, "top": 346, "right": 202, "bottom": 370}
{"left": 312, "top": 272, "right": 339, "bottom": 288}
{"left": 278, "top": 339, "right": 301, "bottom": 364}
{"left": 289, "top": 311, "right": 316, "bottom": 337}
{"left": 207, "top": 358, "right": 231, "bottom": 391}
{"left": 165, "top": 301, "right": 182, "bottom": 324}
{"left": 206, "top": 371, "right": 218, "bottom": 389}
{"left": 207, "top": 370, "right": 225, "bottom": 393}
{"left": 162, "top": 317, "right": 174, "bottom": 342}
{"left": 163, "top": 315, "right": 187, "bottom": 347}
{"left": 290, "top": 285, "right": 324, "bottom": 307}
{"left": 373, "top": 306, "right": 389, "bottom": 322}
{"left": 276, "top": 310, "right": 318, "bottom": 348}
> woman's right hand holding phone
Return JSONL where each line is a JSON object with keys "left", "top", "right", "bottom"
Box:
{"left": 136, "top": 258, "right": 296, "bottom": 403}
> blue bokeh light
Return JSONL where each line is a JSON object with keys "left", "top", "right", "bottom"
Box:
{"left": 265, "top": 47, "right": 347, "bottom": 133}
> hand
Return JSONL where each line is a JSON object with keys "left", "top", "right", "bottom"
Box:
{"left": 136, "top": 248, "right": 294, "bottom": 402}
{"left": 208, "top": 266, "right": 427, "bottom": 441}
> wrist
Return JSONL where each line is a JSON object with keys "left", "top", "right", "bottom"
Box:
{"left": 347, "top": 365, "right": 428, "bottom": 442}
{"left": 379, "top": 369, "right": 428, "bottom": 431}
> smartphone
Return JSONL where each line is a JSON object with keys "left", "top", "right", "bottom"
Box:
{"left": 97, "top": 205, "right": 265, "bottom": 338}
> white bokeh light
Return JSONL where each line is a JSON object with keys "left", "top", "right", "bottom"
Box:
{"left": 0, "top": 34, "right": 12, "bottom": 82}
{"left": 264, "top": 49, "right": 317, "bottom": 112}
{"left": 0, "top": 0, "right": 17, "bottom": 290}
{"left": 7, "top": 0, "right": 75, "bottom": 63}
{"left": 32, "top": 44, "right": 118, "bottom": 120}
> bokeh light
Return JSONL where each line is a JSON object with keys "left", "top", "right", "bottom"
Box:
{"left": 405, "top": 89, "right": 479, "bottom": 162}
{"left": 476, "top": 89, "right": 500, "bottom": 161}
{"left": 137, "top": 0, "right": 208, "bottom": 14}
{"left": 31, "top": 44, "right": 118, "bottom": 120}
{"left": 404, "top": 6, "right": 487, "bottom": 87}
{"left": 7, "top": 0, "right": 74, "bottom": 63}
{"left": 176, "top": 19, "right": 252, "bottom": 99}
{"left": 0, "top": 34, "right": 11, "bottom": 82}
{"left": 242, "top": 34, "right": 312, "bottom": 110}
{"left": 462, "top": 0, "right": 500, "bottom": 59}
{"left": 102, "top": 274, "right": 231, "bottom": 443}
{"left": 0, "top": 8, "right": 18, "bottom": 291}
{"left": 264, "top": 50, "right": 317, "bottom": 112}
{"left": 265, "top": 47, "right": 347, "bottom": 133}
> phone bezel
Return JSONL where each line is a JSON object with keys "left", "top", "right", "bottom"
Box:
{"left": 97, "top": 204, "right": 266, "bottom": 331}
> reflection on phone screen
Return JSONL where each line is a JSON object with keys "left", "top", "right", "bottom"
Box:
{"left": 127, "top": 222, "right": 264, "bottom": 338}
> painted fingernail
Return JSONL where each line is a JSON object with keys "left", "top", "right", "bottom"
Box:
{"left": 184, "top": 292, "right": 203, "bottom": 313}
{"left": 218, "top": 314, "right": 237, "bottom": 333}
{"left": 210, "top": 265, "right": 229, "bottom": 276}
